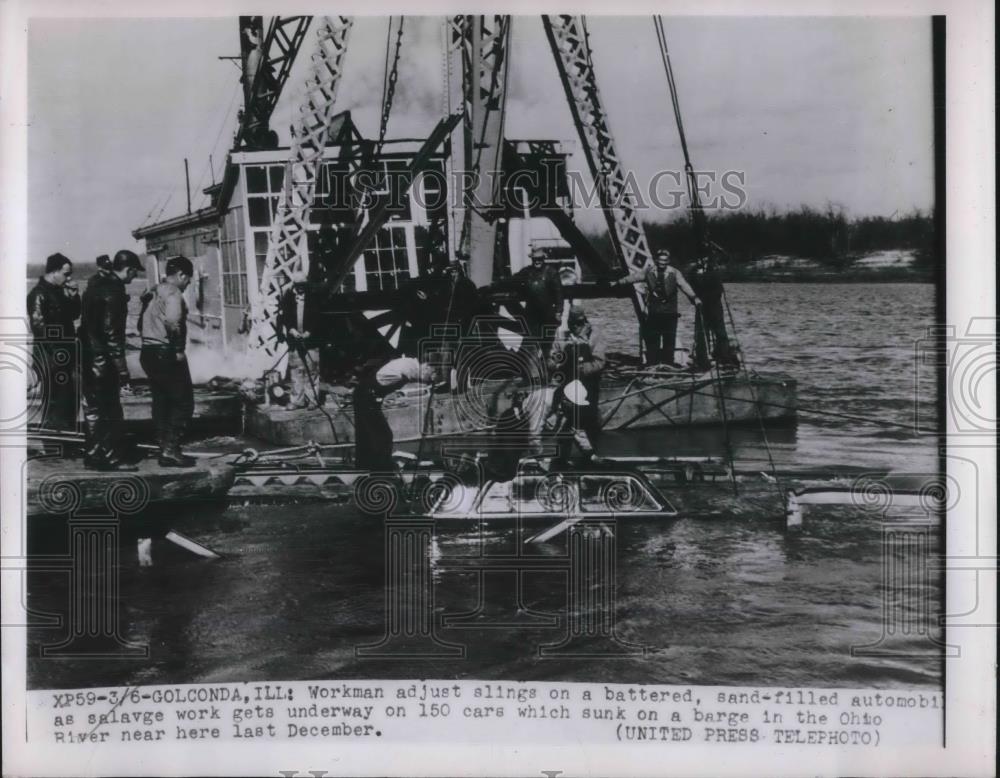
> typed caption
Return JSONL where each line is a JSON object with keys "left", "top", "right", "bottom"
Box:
{"left": 30, "top": 680, "right": 941, "bottom": 748}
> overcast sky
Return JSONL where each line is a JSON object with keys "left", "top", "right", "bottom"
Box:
{"left": 27, "top": 15, "right": 934, "bottom": 264}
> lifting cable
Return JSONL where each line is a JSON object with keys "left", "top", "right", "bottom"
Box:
{"left": 653, "top": 16, "right": 700, "bottom": 215}
{"left": 720, "top": 287, "right": 786, "bottom": 504}
{"left": 415, "top": 275, "right": 460, "bottom": 466}
{"left": 377, "top": 16, "right": 405, "bottom": 155}
{"left": 654, "top": 15, "right": 743, "bottom": 494}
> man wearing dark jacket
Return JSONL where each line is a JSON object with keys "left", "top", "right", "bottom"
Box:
{"left": 79, "top": 249, "right": 143, "bottom": 470}
{"left": 140, "top": 256, "right": 196, "bottom": 466}
{"left": 512, "top": 246, "right": 563, "bottom": 353}
{"left": 27, "top": 253, "right": 81, "bottom": 430}
{"left": 689, "top": 255, "right": 738, "bottom": 370}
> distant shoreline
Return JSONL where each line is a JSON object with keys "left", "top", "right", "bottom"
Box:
{"left": 718, "top": 268, "right": 935, "bottom": 284}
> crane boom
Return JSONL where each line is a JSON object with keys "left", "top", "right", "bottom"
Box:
{"left": 247, "top": 16, "right": 353, "bottom": 360}
{"left": 237, "top": 15, "right": 313, "bottom": 149}
{"left": 542, "top": 14, "right": 649, "bottom": 319}
{"left": 446, "top": 15, "right": 511, "bottom": 287}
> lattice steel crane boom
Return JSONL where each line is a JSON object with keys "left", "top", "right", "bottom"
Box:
{"left": 237, "top": 15, "right": 313, "bottom": 149}
{"left": 542, "top": 14, "right": 650, "bottom": 320}
{"left": 246, "top": 16, "right": 354, "bottom": 360}
{"left": 445, "top": 15, "right": 512, "bottom": 288}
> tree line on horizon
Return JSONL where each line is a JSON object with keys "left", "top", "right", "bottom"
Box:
{"left": 584, "top": 206, "right": 938, "bottom": 272}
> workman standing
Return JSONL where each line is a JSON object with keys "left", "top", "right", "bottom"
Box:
{"left": 353, "top": 356, "right": 435, "bottom": 471}
{"left": 442, "top": 259, "right": 479, "bottom": 337}
{"left": 549, "top": 304, "right": 605, "bottom": 440}
{"left": 79, "top": 249, "right": 144, "bottom": 471}
{"left": 139, "top": 255, "right": 196, "bottom": 467}
{"left": 27, "top": 252, "right": 81, "bottom": 431}
{"left": 278, "top": 271, "right": 324, "bottom": 409}
{"left": 615, "top": 249, "right": 700, "bottom": 366}
{"left": 512, "top": 246, "right": 563, "bottom": 354}
{"left": 440, "top": 258, "right": 480, "bottom": 390}
{"left": 689, "top": 254, "right": 738, "bottom": 370}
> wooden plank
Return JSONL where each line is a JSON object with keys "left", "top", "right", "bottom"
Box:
{"left": 28, "top": 388, "right": 241, "bottom": 425}
{"left": 26, "top": 457, "right": 236, "bottom": 518}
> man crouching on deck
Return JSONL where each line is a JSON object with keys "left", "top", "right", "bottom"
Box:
{"left": 353, "top": 356, "right": 435, "bottom": 471}
{"left": 525, "top": 379, "right": 596, "bottom": 471}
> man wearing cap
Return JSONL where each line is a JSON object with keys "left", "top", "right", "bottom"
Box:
{"left": 140, "top": 256, "right": 196, "bottom": 467}
{"left": 549, "top": 304, "right": 606, "bottom": 440}
{"left": 615, "top": 249, "right": 700, "bottom": 366}
{"left": 512, "top": 246, "right": 563, "bottom": 354}
{"left": 79, "top": 249, "right": 144, "bottom": 470}
{"left": 27, "top": 253, "right": 82, "bottom": 431}
{"left": 278, "top": 270, "right": 324, "bottom": 409}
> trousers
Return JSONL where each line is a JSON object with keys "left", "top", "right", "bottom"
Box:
{"left": 287, "top": 347, "right": 321, "bottom": 408}
{"left": 33, "top": 342, "right": 79, "bottom": 431}
{"left": 139, "top": 348, "right": 194, "bottom": 454}
{"left": 82, "top": 356, "right": 125, "bottom": 453}
{"left": 352, "top": 384, "right": 395, "bottom": 472}
{"left": 642, "top": 310, "right": 679, "bottom": 365}
{"left": 692, "top": 306, "right": 736, "bottom": 368}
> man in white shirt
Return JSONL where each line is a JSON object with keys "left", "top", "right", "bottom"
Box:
{"left": 353, "top": 356, "right": 435, "bottom": 471}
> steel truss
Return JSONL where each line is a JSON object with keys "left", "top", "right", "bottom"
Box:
{"left": 248, "top": 16, "right": 354, "bottom": 359}
{"left": 238, "top": 16, "right": 313, "bottom": 148}
{"left": 445, "top": 15, "right": 511, "bottom": 287}
{"left": 542, "top": 14, "right": 650, "bottom": 318}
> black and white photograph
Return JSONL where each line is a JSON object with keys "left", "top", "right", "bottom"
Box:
{"left": 1, "top": 2, "right": 994, "bottom": 776}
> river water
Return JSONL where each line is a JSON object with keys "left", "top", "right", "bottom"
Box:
{"left": 27, "top": 283, "right": 944, "bottom": 690}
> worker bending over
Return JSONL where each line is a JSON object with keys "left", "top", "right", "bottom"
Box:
{"left": 525, "top": 380, "right": 596, "bottom": 471}
{"left": 615, "top": 249, "right": 700, "bottom": 366}
{"left": 353, "top": 356, "right": 435, "bottom": 471}
{"left": 139, "top": 256, "right": 196, "bottom": 467}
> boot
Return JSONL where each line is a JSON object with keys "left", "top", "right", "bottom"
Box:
{"left": 82, "top": 416, "right": 103, "bottom": 468}
{"left": 157, "top": 429, "right": 195, "bottom": 468}
{"left": 158, "top": 451, "right": 196, "bottom": 468}
{"left": 102, "top": 454, "right": 139, "bottom": 472}
{"left": 86, "top": 443, "right": 138, "bottom": 472}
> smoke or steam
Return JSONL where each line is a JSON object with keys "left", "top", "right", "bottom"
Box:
{"left": 185, "top": 343, "right": 270, "bottom": 383}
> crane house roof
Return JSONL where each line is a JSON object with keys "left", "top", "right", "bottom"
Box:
{"left": 132, "top": 109, "right": 571, "bottom": 242}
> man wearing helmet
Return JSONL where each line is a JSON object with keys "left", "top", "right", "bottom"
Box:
{"left": 512, "top": 245, "right": 564, "bottom": 355}
{"left": 79, "top": 249, "right": 144, "bottom": 470}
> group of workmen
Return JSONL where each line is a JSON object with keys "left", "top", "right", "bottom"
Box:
{"left": 28, "top": 250, "right": 198, "bottom": 470}
{"left": 342, "top": 245, "right": 735, "bottom": 477}
{"left": 29, "top": 242, "right": 733, "bottom": 477}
